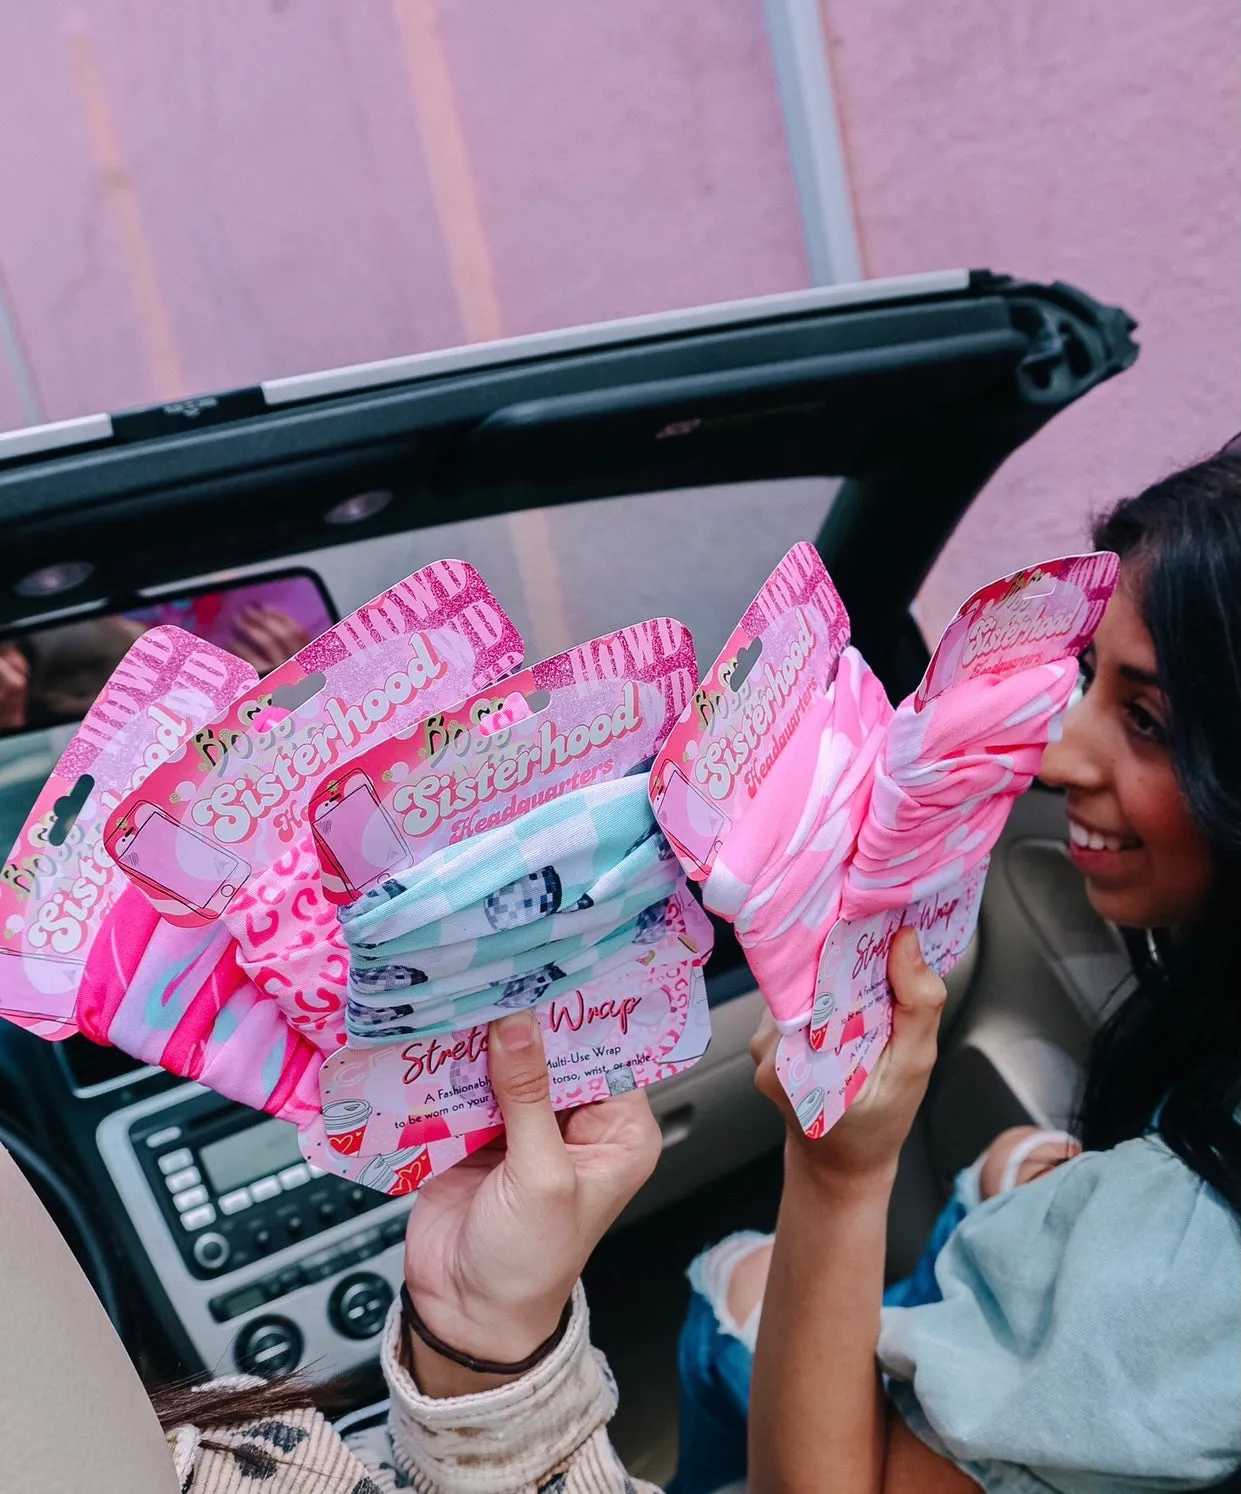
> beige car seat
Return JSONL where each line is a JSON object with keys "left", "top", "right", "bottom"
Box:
{"left": 0, "top": 1143, "right": 178, "bottom": 1492}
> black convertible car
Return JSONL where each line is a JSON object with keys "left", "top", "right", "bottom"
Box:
{"left": 0, "top": 268, "right": 1139, "bottom": 1477}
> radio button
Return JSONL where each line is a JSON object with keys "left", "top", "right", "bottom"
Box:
{"left": 329, "top": 1273, "right": 394, "bottom": 1340}
{"left": 299, "top": 1249, "right": 339, "bottom": 1284}
{"left": 219, "top": 1188, "right": 253, "bottom": 1215}
{"left": 250, "top": 1175, "right": 281, "bottom": 1202}
{"left": 158, "top": 1149, "right": 194, "bottom": 1176}
{"left": 146, "top": 1127, "right": 182, "bottom": 1150}
{"left": 165, "top": 1166, "right": 201, "bottom": 1194}
{"left": 273, "top": 1265, "right": 304, "bottom": 1295}
{"left": 181, "top": 1203, "right": 217, "bottom": 1232}
{"left": 234, "top": 1316, "right": 303, "bottom": 1378}
{"left": 345, "top": 1228, "right": 382, "bottom": 1264}
{"left": 381, "top": 1216, "right": 408, "bottom": 1247}
{"left": 173, "top": 1184, "right": 209, "bottom": 1212}
{"left": 277, "top": 1163, "right": 311, "bottom": 1191}
{"left": 283, "top": 1214, "right": 305, "bottom": 1238}
{"left": 192, "top": 1232, "right": 231, "bottom": 1272}
{"left": 249, "top": 1227, "right": 274, "bottom": 1255}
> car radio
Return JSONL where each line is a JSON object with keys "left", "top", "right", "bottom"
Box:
{"left": 97, "top": 1083, "right": 413, "bottom": 1380}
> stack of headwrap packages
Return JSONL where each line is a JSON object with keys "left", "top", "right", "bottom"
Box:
{"left": 0, "top": 563, "right": 526, "bottom": 1190}
{"left": 304, "top": 617, "right": 712, "bottom": 1189}
{"left": 0, "top": 561, "right": 715, "bottom": 1195}
{"left": 650, "top": 543, "right": 1119, "bottom": 1138}
{"left": 0, "top": 625, "right": 259, "bottom": 1041}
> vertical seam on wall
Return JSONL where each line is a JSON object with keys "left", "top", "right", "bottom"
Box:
{"left": 66, "top": 26, "right": 185, "bottom": 402}
{"left": 391, "top": 0, "right": 572, "bottom": 661}
{"left": 763, "top": 0, "right": 862, "bottom": 285}
{"left": 392, "top": 0, "right": 504, "bottom": 345}
{"left": 815, "top": 0, "right": 872, "bottom": 280}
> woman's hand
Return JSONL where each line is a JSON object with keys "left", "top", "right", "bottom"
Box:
{"left": 403, "top": 1010, "right": 662, "bottom": 1396}
{"left": 753, "top": 927, "right": 947, "bottom": 1189}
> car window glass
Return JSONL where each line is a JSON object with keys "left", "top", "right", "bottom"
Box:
{"left": 0, "top": 10, "right": 805, "bottom": 437}
{"left": 0, "top": 477, "right": 836, "bottom": 856}
{"left": 310, "top": 477, "right": 838, "bottom": 667}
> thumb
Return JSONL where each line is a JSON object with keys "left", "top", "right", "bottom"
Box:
{"left": 487, "top": 1012, "right": 568, "bottom": 1178}
{"left": 887, "top": 926, "right": 947, "bottom": 1060}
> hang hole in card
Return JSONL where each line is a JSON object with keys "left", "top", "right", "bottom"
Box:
{"left": 47, "top": 774, "right": 94, "bottom": 847}
{"left": 726, "top": 638, "right": 762, "bottom": 690}
{"left": 252, "top": 672, "right": 329, "bottom": 729}
{"left": 476, "top": 688, "right": 553, "bottom": 738}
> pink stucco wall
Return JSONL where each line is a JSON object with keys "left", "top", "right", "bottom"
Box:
{"left": 819, "top": 0, "right": 1241, "bottom": 634}
{"left": 0, "top": 1, "right": 806, "bottom": 432}
{"left": 1, "top": 2, "right": 1237, "bottom": 642}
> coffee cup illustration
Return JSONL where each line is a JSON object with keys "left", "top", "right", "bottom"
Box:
{"left": 357, "top": 1145, "right": 433, "bottom": 1197}
{"left": 795, "top": 1086, "right": 825, "bottom": 1136}
{"left": 323, "top": 1098, "right": 372, "bottom": 1155}
{"left": 809, "top": 987, "right": 836, "bottom": 1051}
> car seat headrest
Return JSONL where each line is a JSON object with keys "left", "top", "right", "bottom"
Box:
{"left": 0, "top": 1144, "right": 178, "bottom": 1491}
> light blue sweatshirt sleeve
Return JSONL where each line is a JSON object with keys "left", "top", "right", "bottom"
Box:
{"left": 878, "top": 1137, "right": 1241, "bottom": 1493}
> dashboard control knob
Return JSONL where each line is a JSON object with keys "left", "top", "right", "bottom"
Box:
{"left": 346, "top": 1186, "right": 367, "bottom": 1211}
{"left": 284, "top": 1213, "right": 304, "bottom": 1237}
{"left": 250, "top": 1227, "right": 273, "bottom": 1255}
{"left": 233, "top": 1316, "right": 303, "bottom": 1378}
{"left": 192, "top": 1231, "right": 231, "bottom": 1272}
{"left": 328, "top": 1272, "right": 394, "bottom": 1340}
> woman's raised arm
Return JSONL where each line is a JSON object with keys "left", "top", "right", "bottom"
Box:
{"left": 387, "top": 1009, "right": 665, "bottom": 1492}
{"left": 747, "top": 929, "right": 978, "bottom": 1494}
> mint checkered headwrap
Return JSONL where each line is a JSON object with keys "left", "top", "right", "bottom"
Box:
{"left": 340, "top": 773, "right": 683, "bottom": 1042}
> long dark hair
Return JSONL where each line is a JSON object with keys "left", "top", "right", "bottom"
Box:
{"left": 1076, "top": 447, "right": 1241, "bottom": 1216}
{"left": 148, "top": 1368, "right": 364, "bottom": 1435}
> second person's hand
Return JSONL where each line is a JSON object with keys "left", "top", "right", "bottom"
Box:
{"left": 752, "top": 926, "right": 947, "bottom": 1190}
{"left": 0, "top": 644, "right": 29, "bottom": 731}
{"left": 402, "top": 1010, "right": 662, "bottom": 1396}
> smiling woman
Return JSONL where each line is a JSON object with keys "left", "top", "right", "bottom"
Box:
{"left": 1043, "top": 584, "right": 1214, "bottom": 927}
{"left": 674, "top": 445, "right": 1241, "bottom": 1494}
{"left": 1048, "top": 446, "right": 1241, "bottom": 1212}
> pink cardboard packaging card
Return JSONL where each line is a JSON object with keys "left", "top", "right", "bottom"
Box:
{"left": 308, "top": 616, "right": 699, "bottom": 894}
{"left": 775, "top": 866, "right": 989, "bottom": 1137}
{"left": 301, "top": 620, "right": 715, "bottom": 1193}
{"left": 303, "top": 914, "right": 713, "bottom": 1193}
{"left": 101, "top": 561, "right": 523, "bottom": 926}
{"left": 778, "top": 552, "right": 1119, "bottom": 1139}
{"left": 649, "top": 543, "right": 851, "bottom": 881}
{"left": 914, "top": 550, "right": 1117, "bottom": 708}
{"left": 0, "top": 628, "right": 257, "bottom": 1038}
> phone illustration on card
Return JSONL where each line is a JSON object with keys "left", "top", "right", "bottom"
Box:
{"left": 312, "top": 774, "right": 408, "bottom": 902}
{"left": 111, "top": 803, "right": 249, "bottom": 917}
{"left": 651, "top": 764, "right": 731, "bottom": 877}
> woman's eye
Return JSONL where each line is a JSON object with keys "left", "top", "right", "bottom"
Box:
{"left": 1126, "top": 701, "right": 1168, "bottom": 745}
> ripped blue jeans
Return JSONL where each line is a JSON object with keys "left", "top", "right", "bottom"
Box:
{"left": 667, "top": 1193, "right": 969, "bottom": 1494}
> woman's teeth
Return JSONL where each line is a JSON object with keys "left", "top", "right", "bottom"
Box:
{"left": 1068, "top": 820, "right": 1134, "bottom": 853}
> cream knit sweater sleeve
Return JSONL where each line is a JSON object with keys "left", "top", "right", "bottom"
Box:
{"left": 370, "top": 1280, "right": 661, "bottom": 1494}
